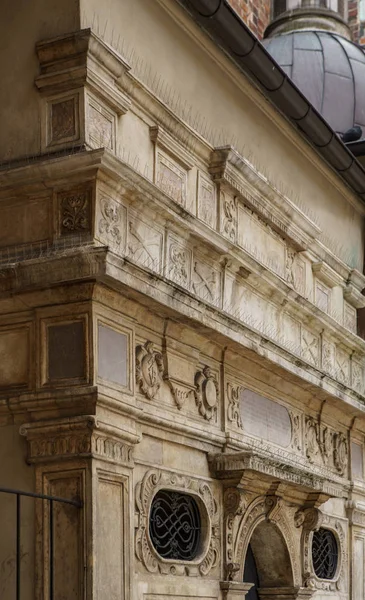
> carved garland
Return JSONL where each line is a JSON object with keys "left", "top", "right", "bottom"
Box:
{"left": 298, "top": 509, "right": 347, "bottom": 592}
{"left": 135, "top": 469, "right": 220, "bottom": 577}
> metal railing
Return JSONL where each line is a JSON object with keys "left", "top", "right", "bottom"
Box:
{"left": 0, "top": 487, "right": 83, "bottom": 600}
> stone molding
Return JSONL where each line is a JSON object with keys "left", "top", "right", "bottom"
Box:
{"left": 20, "top": 416, "right": 140, "bottom": 464}
{"left": 135, "top": 469, "right": 220, "bottom": 576}
{"left": 210, "top": 450, "right": 347, "bottom": 499}
{"left": 35, "top": 29, "right": 131, "bottom": 153}
{"left": 2, "top": 150, "right": 365, "bottom": 407}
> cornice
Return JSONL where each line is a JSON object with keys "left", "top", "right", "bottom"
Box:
{"left": 209, "top": 449, "right": 348, "bottom": 500}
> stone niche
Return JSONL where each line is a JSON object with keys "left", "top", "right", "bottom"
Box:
{"left": 239, "top": 388, "right": 292, "bottom": 448}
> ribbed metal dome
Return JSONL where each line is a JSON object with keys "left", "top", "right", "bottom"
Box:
{"left": 263, "top": 31, "right": 365, "bottom": 135}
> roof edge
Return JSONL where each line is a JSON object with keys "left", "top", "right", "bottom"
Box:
{"left": 174, "top": 0, "right": 365, "bottom": 201}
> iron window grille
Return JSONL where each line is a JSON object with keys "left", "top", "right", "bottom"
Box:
{"left": 149, "top": 489, "right": 201, "bottom": 561}
{"left": 312, "top": 528, "right": 338, "bottom": 580}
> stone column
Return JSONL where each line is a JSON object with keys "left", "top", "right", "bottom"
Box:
{"left": 20, "top": 415, "right": 140, "bottom": 600}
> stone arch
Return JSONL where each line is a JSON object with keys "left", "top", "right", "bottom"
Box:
{"left": 246, "top": 521, "right": 294, "bottom": 588}
{"left": 235, "top": 496, "right": 301, "bottom": 586}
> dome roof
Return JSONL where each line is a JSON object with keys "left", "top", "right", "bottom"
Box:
{"left": 263, "top": 31, "right": 365, "bottom": 135}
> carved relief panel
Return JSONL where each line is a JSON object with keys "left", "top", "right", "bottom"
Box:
{"left": 197, "top": 172, "right": 217, "bottom": 229}
{"left": 135, "top": 469, "right": 220, "bottom": 577}
{"left": 305, "top": 417, "right": 348, "bottom": 476}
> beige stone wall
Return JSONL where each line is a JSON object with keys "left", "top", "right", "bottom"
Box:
{"left": 0, "top": 0, "right": 80, "bottom": 163}
{"left": 79, "top": 0, "right": 364, "bottom": 270}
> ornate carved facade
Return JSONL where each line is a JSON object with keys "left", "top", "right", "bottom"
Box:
{"left": 1, "top": 1, "right": 365, "bottom": 600}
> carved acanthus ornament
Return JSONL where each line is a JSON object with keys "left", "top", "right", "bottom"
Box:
{"left": 135, "top": 341, "right": 164, "bottom": 400}
{"left": 135, "top": 469, "right": 220, "bottom": 576}
{"left": 194, "top": 366, "right": 219, "bottom": 421}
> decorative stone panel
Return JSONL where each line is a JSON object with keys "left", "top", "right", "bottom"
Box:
{"left": 135, "top": 469, "right": 220, "bottom": 576}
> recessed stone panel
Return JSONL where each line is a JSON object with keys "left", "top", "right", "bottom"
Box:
{"left": 98, "top": 323, "right": 128, "bottom": 387}
{"left": 0, "top": 327, "right": 29, "bottom": 388}
{"left": 239, "top": 389, "right": 292, "bottom": 447}
{"left": 351, "top": 442, "right": 363, "bottom": 479}
{"left": 47, "top": 321, "right": 85, "bottom": 381}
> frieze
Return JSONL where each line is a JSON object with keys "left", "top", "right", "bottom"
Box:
{"left": 135, "top": 469, "right": 220, "bottom": 577}
{"left": 20, "top": 417, "right": 139, "bottom": 464}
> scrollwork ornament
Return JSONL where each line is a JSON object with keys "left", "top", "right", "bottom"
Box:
{"left": 227, "top": 383, "right": 242, "bottom": 428}
{"left": 135, "top": 341, "right": 164, "bottom": 400}
{"left": 135, "top": 469, "right": 220, "bottom": 577}
{"left": 194, "top": 366, "right": 219, "bottom": 421}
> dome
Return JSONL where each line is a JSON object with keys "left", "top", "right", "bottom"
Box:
{"left": 263, "top": 31, "right": 365, "bottom": 136}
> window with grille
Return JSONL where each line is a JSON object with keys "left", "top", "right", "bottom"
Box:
{"left": 149, "top": 490, "right": 201, "bottom": 561}
{"left": 312, "top": 528, "right": 338, "bottom": 579}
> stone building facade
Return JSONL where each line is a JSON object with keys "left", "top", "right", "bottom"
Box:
{"left": 1, "top": 1, "right": 365, "bottom": 600}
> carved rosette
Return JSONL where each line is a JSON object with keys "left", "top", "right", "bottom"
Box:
{"left": 300, "top": 510, "right": 347, "bottom": 592}
{"left": 194, "top": 366, "right": 219, "bottom": 421}
{"left": 135, "top": 469, "right": 220, "bottom": 576}
{"left": 135, "top": 341, "right": 164, "bottom": 400}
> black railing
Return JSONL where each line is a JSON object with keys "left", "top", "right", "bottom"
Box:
{"left": 0, "top": 486, "right": 83, "bottom": 600}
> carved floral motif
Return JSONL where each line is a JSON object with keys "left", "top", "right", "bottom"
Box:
{"left": 194, "top": 366, "right": 219, "bottom": 421}
{"left": 135, "top": 469, "right": 220, "bottom": 576}
{"left": 59, "top": 189, "right": 90, "bottom": 234}
{"left": 135, "top": 341, "right": 164, "bottom": 400}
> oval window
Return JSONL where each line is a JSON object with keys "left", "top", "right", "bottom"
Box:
{"left": 312, "top": 528, "right": 338, "bottom": 580}
{"left": 149, "top": 490, "right": 201, "bottom": 561}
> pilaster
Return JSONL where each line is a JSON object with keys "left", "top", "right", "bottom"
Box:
{"left": 20, "top": 416, "right": 140, "bottom": 600}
